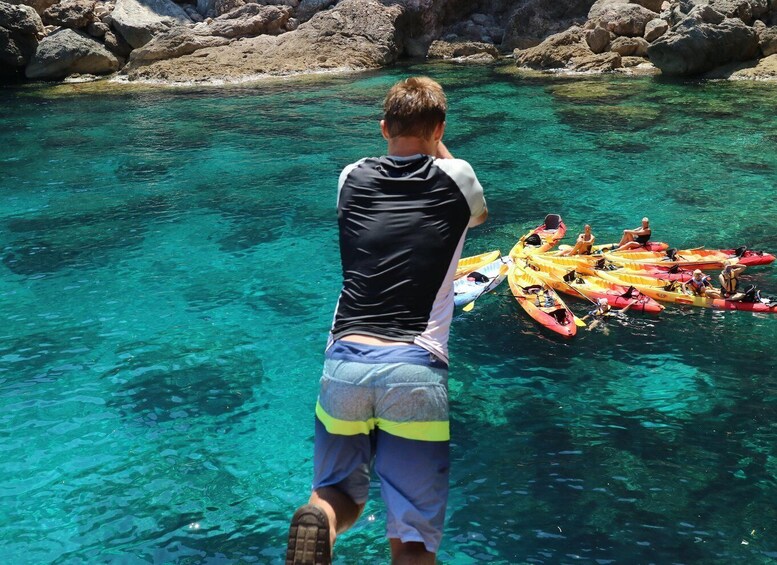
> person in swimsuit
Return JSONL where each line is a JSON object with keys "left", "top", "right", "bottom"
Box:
{"left": 286, "top": 77, "right": 488, "bottom": 565}
{"left": 559, "top": 224, "right": 595, "bottom": 256}
{"left": 615, "top": 217, "right": 651, "bottom": 251}
{"left": 719, "top": 260, "right": 746, "bottom": 300}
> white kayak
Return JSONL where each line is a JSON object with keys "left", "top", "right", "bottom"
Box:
{"left": 454, "top": 257, "right": 512, "bottom": 308}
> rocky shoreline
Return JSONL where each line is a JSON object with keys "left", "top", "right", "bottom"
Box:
{"left": 2, "top": 0, "right": 777, "bottom": 84}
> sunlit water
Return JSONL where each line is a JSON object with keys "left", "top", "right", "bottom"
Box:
{"left": 1, "top": 64, "right": 776, "bottom": 564}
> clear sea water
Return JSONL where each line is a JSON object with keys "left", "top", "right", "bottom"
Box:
{"left": 1, "top": 63, "right": 776, "bottom": 564}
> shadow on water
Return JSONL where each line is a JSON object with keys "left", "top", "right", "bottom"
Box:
{"left": 2, "top": 195, "right": 174, "bottom": 276}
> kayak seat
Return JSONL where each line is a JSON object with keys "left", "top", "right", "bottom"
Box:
{"left": 525, "top": 234, "right": 542, "bottom": 246}
{"left": 522, "top": 285, "right": 542, "bottom": 294}
{"left": 544, "top": 214, "right": 561, "bottom": 230}
{"left": 550, "top": 308, "right": 568, "bottom": 325}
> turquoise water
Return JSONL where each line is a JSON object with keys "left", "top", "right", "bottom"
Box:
{"left": 1, "top": 64, "right": 776, "bottom": 563}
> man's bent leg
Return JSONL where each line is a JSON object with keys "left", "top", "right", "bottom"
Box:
{"left": 309, "top": 486, "right": 365, "bottom": 547}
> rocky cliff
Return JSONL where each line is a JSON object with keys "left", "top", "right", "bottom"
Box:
{"left": 2, "top": 0, "right": 776, "bottom": 82}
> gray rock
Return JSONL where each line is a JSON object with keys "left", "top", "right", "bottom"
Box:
{"left": 196, "top": 0, "right": 214, "bottom": 17}
{"left": 502, "top": 0, "right": 593, "bottom": 50}
{"left": 753, "top": 19, "right": 777, "bottom": 55}
{"left": 125, "top": 24, "right": 228, "bottom": 64}
{"left": 706, "top": 0, "right": 770, "bottom": 23}
{"left": 643, "top": 17, "right": 668, "bottom": 40}
{"left": 694, "top": 4, "right": 726, "bottom": 23}
{"left": 204, "top": 3, "right": 291, "bottom": 37}
{"left": 125, "top": 0, "right": 404, "bottom": 81}
{"left": 514, "top": 26, "right": 593, "bottom": 69}
{"left": 0, "top": 2, "right": 44, "bottom": 69}
{"left": 42, "top": 0, "right": 96, "bottom": 28}
{"left": 214, "top": 0, "right": 242, "bottom": 16}
{"left": 591, "top": 2, "right": 659, "bottom": 36}
{"left": 25, "top": 27, "right": 119, "bottom": 77}
{"left": 182, "top": 4, "right": 203, "bottom": 22}
{"left": 585, "top": 25, "right": 611, "bottom": 52}
{"left": 426, "top": 39, "right": 499, "bottom": 59}
{"left": 3, "top": 0, "right": 57, "bottom": 16}
{"left": 610, "top": 34, "right": 649, "bottom": 54}
{"left": 647, "top": 14, "right": 759, "bottom": 74}
{"left": 86, "top": 20, "right": 109, "bottom": 36}
{"left": 296, "top": 0, "right": 333, "bottom": 23}
{"left": 111, "top": 0, "right": 192, "bottom": 48}
{"left": 103, "top": 28, "right": 132, "bottom": 57}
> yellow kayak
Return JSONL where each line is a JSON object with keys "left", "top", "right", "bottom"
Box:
{"left": 525, "top": 257, "right": 664, "bottom": 313}
{"left": 595, "top": 270, "right": 777, "bottom": 312}
{"left": 455, "top": 250, "right": 501, "bottom": 280}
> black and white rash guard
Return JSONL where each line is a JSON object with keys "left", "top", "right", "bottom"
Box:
{"left": 329, "top": 153, "right": 486, "bottom": 364}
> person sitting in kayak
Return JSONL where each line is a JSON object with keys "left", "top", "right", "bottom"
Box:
{"left": 719, "top": 260, "right": 746, "bottom": 300}
{"left": 682, "top": 269, "right": 721, "bottom": 298}
{"left": 614, "top": 217, "right": 651, "bottom": 251}
{"left": 560, "top": 224, "right": 595, "bottom": 256}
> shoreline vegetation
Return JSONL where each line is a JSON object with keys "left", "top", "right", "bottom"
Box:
{"left": 2, "top": 0, "right": 777, "bottom": 88}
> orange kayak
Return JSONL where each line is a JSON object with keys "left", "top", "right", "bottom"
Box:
{"left": 508, "top": 262, "right": 577, "bottom": 337}
{"left": 509, "top": 214, "right": 567, "bottom": 260}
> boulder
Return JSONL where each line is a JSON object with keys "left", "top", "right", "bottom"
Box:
{"left": 705, "top": 0, "right": 770, "bottom": 23}
{"left": 86, "top": 20, "right": 109, "bottom": 37}
{"left": 725, "top": 52, "right": 777, "bottom": 78}
{"left": 196, "top": 0, "right": 214, "bottom": 17}
{"left": 585, "top": 24, "right": 611, "bottom": 52}
{"left": 643, "top": 17, "right": 668, "bottom": 40}
{"left": 214, "top": 0, "right": 242, "bottom": 16}
{"left": 753, "top": 19, "right": 777, "bottom": 55}
{"left": 570, "top": 49, "right": 622, "bottom": 70}
{"left": 111, "top": 0, "right": 192, "bottom": 48}
{"left": 25, "top": 27, "right": 119, "bottom": 77}
{"left": 204, "top": 3, "right": 291, "bottom": 37}
{"left": 42, "top": 0, "right": 96, "bottom": 28}
{"left": 103, "top": 29, "right": 132, "bottom": 58}
{"left": 502, "top": 0, "right": 593, "bottom": 50}
{"left": 0, "top": 2, "right": 44, "bottom": 70}
{"left": 647, "top": 13, "right": 759, "bottom": 75}
{"left": 182, "top": 4, "right": 203, "bottom": 22}
{"left": 124, "top": 0, "right": 404, "bottom": 82}
{"left": 125, "top": 25, "right": 229, "bottom": 64}
{"left": 426, "top": 39, "right": 499, "bottom": 59}
{"left": 514, "top": 26, "right": 593, "bottom": 69}
{"left": 590, "top": 2, "right": 659, "bottom": 36}
{"left": 296, "top": 0, "right": 334, "bottom": 23}
{"left": 610, "top": 34, "right": 649, "bottom": 54}
{"left": 3, "top": 0, "right": 57, "bottom": 16}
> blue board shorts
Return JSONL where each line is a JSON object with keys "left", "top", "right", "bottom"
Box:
{"left": 313, "top": 340, "right": 450, "bottom": 553}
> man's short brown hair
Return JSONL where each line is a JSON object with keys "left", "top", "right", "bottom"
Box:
{"left": 383, "top": 76, "right": 447, "bottom": 139}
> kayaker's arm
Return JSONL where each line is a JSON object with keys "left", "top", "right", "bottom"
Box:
{"left": 434, "top": 141, "right": 488, "bottom": 227}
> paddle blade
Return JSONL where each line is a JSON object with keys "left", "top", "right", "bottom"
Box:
{"left": 574, "top": 315, "right": 587, "bottom": 327}
{"left": 463, "top": 301, "right": 475, "bottom": 312}
{"left": 498, "top": 264, "right": 510, "bottom": 276}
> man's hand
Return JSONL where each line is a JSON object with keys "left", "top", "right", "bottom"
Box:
{"left": 436, "top": 141, "right": 454, "bottom": 159}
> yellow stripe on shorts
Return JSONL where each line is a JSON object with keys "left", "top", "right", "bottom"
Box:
{"left": 315, "top": 402, "right": 449, "bottom": 441}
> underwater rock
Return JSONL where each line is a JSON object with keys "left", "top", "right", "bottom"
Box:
{"left": 25, "top": 27, "right": 119, "bottom": 77}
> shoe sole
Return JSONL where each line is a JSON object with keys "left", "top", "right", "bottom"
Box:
{"left": 286, "top": 504, "right": 331, "bottom": 565}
